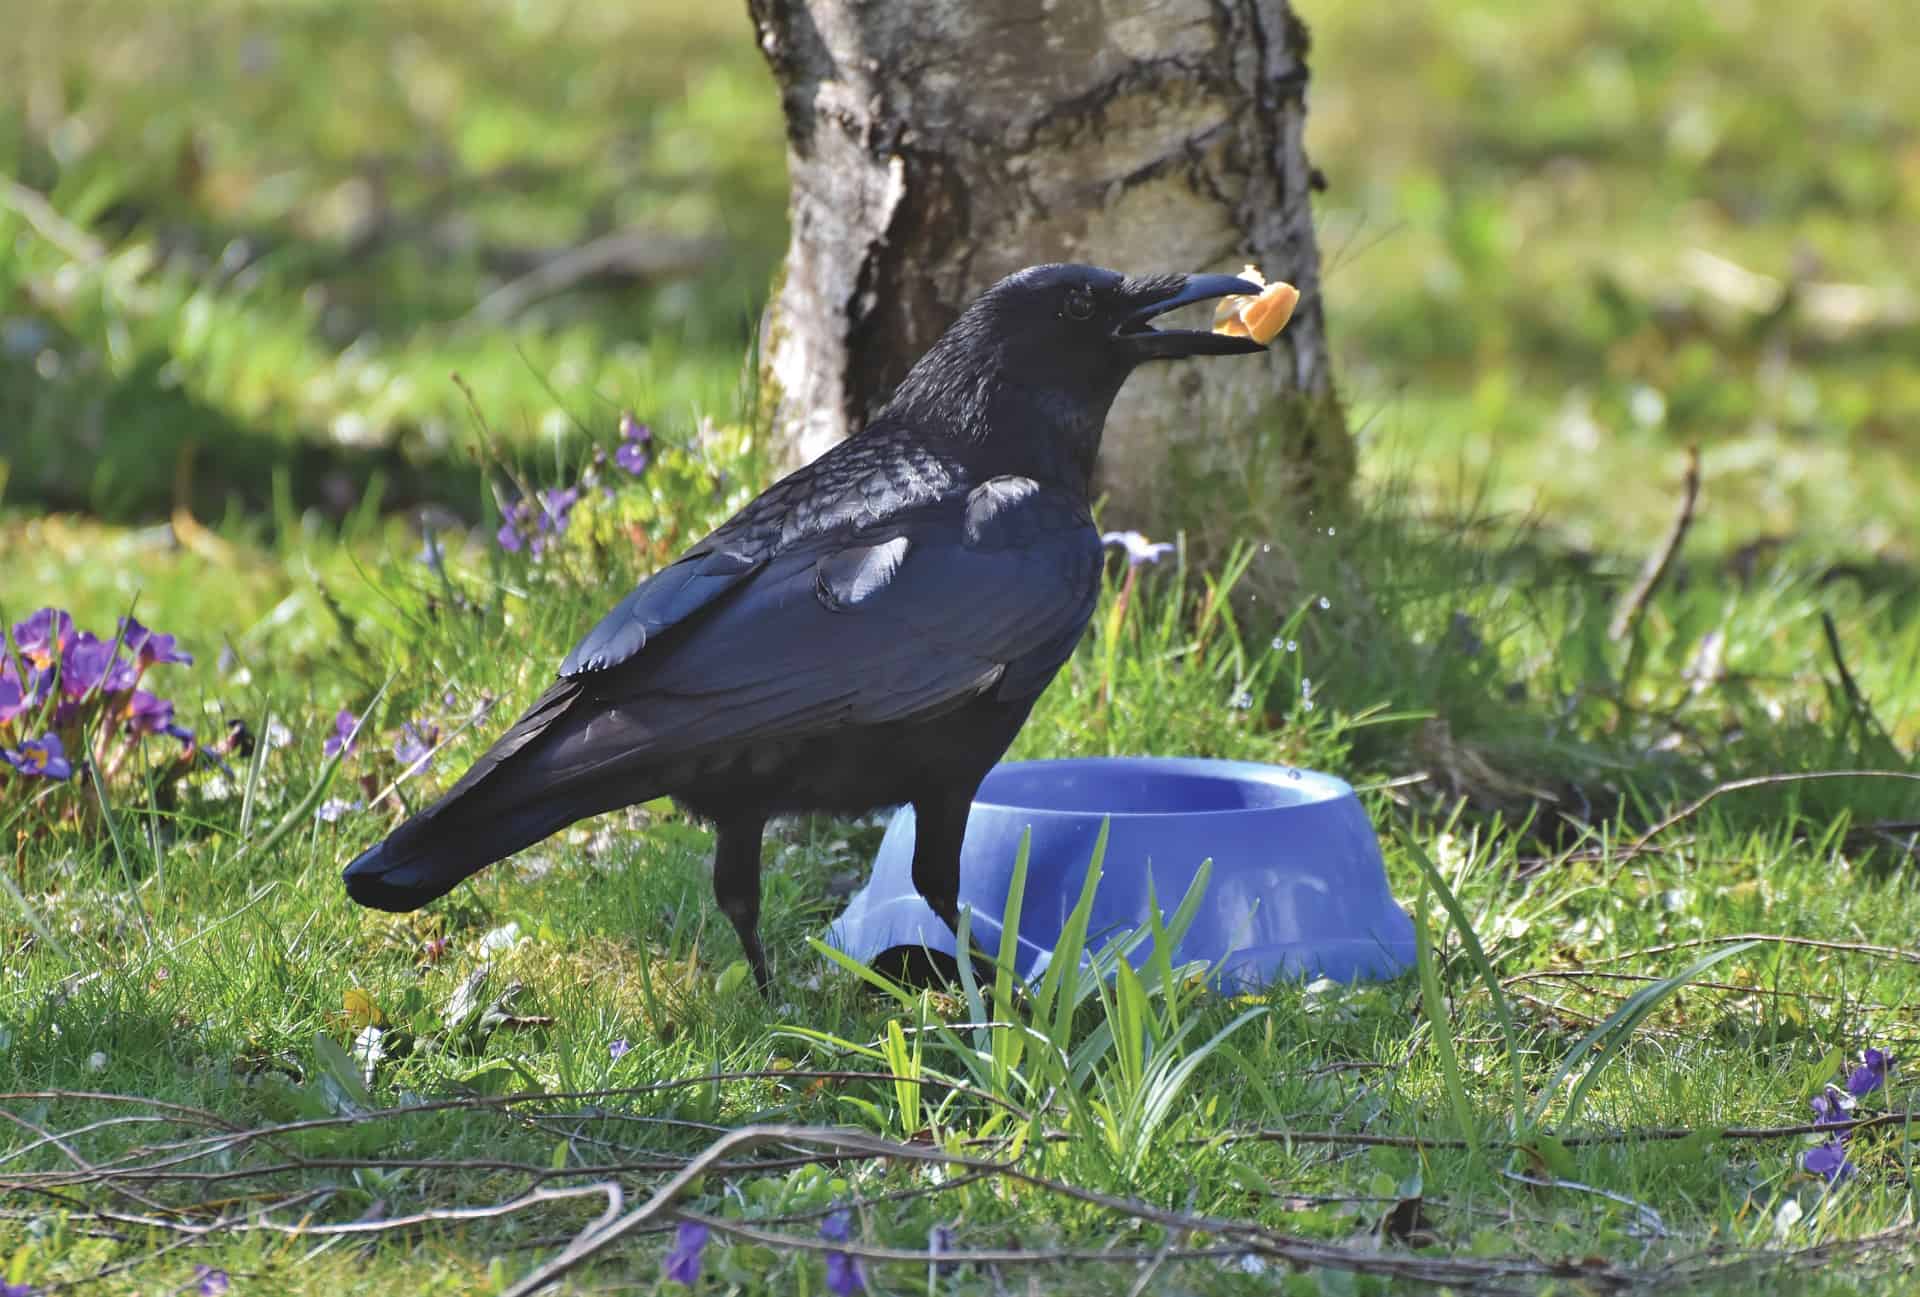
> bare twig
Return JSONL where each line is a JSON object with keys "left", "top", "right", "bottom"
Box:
{"left": 1503, "top": 968, "right": 1917, "bottom": 1014}
{"left": 1502, "top": 1169, "right": 1668, "bottom": 1238}
{"left": 1820, "top": 609, "right": 1889, "bottom": 741}
{"left": 461, "top": 229, "right": 722, "bottom": 326}
{"left": 1626, "top": 770, "right": 1920, "bottom": 853}
{"left": 9, "top": 1085, "right": 1914, "bottom": 1295}
{"left": 1217, "top": 1108, "right": 1920, "bottom": 1152}
{"left": 1609, "top": 445, "right": 1700, "bottom": 641}
{"left": 684, "top": 1207, "right": 1244, "bottom": 1270}
{"left": 1586, "top": 932, "right": 1920, "bottom": 967}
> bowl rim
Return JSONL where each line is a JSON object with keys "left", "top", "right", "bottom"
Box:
{"left": 970, "top": 756, "right": 1357, "bottom": 821}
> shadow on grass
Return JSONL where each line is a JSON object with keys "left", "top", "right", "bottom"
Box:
{"left": 1, "top": 0, "right": 785, "bottom": 523}
{"left": 3, "top": 346, "right": 491, "bottom": 525}
{"left": 1183, "top": 461, "right": 1920, "bottom": 858}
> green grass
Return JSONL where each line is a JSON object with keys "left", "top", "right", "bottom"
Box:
{"left": 1309, "top": 0, "right": 1920, "bottom": 553}
{"left": 4, "top": 0, "right": 1919, "bottom": 1292}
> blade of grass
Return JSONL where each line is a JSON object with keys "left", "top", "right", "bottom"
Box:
{"left": 1405, "top": 834, "right": 1525, "bottom": 1129}
{"left": 1416, "top": 885, "right": 1480, "bottom": 1158}
{"left": 1530, "top": 939, "right": 1763, "bottom": 1130}
{"left": 85, "top": 728, "right": 154, "bottom": 950}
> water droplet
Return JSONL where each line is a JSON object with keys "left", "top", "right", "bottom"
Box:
{"left": 1301, "top": 700, "right": 1315, "bottom": 712}
{"left": 1231, "top": 691, "right": 1255, "bottom": 711}
{"left": 1302, "top": 676, "right": 1312, "bottom": 692}
{"left": 1261, "top": 542, "right": 1272, "bottom": 554}
{"left": 1286, "top": 639, "right": 1297, "bottom": 653}
{"left": 1317, "top": 596, "right": 1330, "bottom": 610}
{"left": 1271, "top": 636, "right": 1285, "bottom": 651}
{"left": 1327, "top": 527, "right": 1336, "bottom": 537}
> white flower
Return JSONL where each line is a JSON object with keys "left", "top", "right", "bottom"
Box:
{"left": 1100, "top": 530, "right": 1174, "bottom": 567}
{"left": 479, "top": 922, "right": 525, "bottom": 954}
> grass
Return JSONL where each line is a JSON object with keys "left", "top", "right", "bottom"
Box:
{"left": 3, "top": 0, "right": 1918, "bottom": 1293}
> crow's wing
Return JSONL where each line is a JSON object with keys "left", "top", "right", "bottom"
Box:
{"left": 559, "top": 426, "right": 961, "bottom": 677}
{"left": 536, "top": 476, "right": 1100, "bottom": 781}
{"left": 559, "top": 543, "right": 763, "bottom": 676}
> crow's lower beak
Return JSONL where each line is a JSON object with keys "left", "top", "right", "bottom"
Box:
{"left": 1116, "top": 273, "right": 1270, "bottom": 360}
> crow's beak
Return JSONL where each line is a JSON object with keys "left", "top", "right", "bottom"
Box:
{"left": 1116, "top": 273, "right": 1270, "bottom": 360}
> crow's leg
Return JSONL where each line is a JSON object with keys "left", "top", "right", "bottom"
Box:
{"left": 911, "top": 788, "right": 1012, "bottom": 989}
{"left": 909, "top": 790, "right": 974, "bottom": 935}
{"left": 713, "top": 818, "right": 771, "bottom": 993}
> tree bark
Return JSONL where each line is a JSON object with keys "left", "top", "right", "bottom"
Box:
{"left": 748, "top": 0, "right": 1346, "bottom": 531}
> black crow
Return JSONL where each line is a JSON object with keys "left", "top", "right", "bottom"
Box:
{"left": 344, "top": 264, "right": 1268, "bottom": 988}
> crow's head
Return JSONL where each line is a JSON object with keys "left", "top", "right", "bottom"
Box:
{"left": 967, "top": 263, "right": 1270, "bottom": 372}
{"left": 885, "top": 263, "right": 1269, "bottom": 474}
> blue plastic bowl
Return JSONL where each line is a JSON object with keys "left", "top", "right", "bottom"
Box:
{"left": 826, "top": 756, "right": 1413, "bottom": 989}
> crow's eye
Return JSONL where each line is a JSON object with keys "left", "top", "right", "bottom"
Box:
{"left": 1063, "top": 286, "right": 1095, "bottom": 321}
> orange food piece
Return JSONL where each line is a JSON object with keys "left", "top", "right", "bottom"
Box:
{"left": 1211, "top": 265, "right": 1300, "bottom": 345}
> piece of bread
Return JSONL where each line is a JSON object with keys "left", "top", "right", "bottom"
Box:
{"left": 1211, "top": 264, "right": 1300, "bottom": 345}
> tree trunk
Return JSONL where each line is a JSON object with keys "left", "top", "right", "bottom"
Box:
{"left": 748, "top": 0, "right": 1346, "bottom": 532}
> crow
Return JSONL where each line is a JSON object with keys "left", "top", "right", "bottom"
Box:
{"left": 343, "top": 264, "right": 1268, "bottom": 989}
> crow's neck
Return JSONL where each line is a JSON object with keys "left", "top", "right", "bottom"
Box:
{"left": 882, "top": 342, "right": 1124, "bottom": 497}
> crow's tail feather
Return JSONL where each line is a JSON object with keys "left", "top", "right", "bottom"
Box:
{"left": 341, "top": 679, "right": 654, "bottom": 912}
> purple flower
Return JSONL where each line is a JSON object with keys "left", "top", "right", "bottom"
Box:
{"left": 124, "top": 690, "right": 194, "bottom": 746}
{"left": 821, "top": 1208, "right": 864, "bottom": 1295}
{"left": 316, "top": 797, "right": 362, "bottom": 823}
{"left": 498, "top": 486, "right": 581, "bottom": 557}
{"left": 1803, "top": 1139, "right": 1853, "bottom": 1183}
{"left": 323, "top": 709, "right": 360, "bottom": 759}
{"left": 825, "top": 1252, "right": 865, "bottom": 1296}
{"left": 4, "top": 733, "right": 72, "bottom": 781}
{"left": 133, "top": 693, "right": 174, "bottom": 732}
{"left": 1101, "top": 530, "right": 1174, "bottom": 567}
{"left": 11, "top": 607, "right": 74, "bottom": 670}
{"left": 609, "top": 1038, "right": 631, "bottom": 1061}
{"left": 393, "top": 720, "right": 439, "bottom": 774}
{"left": 496, "top": 510, "right": 527, "bottom": 553}
{"left": 663, "top": 1220, "right": 708, "bottom": 1286}
{"left": 0, "top": 1279, "right": 36, "bottom": 1296}
{"left": 118, "top": 616, "right": 192, "bottom": 668}
{"left": 194, "top": 1265, "right": 230, "bottom": 1295}
{"left": 539, "top": 486, "right": 581, "bottom": 532}
{"left": 0, "top": 660, "right": 49, "bottom": 727}
{"left": 59, "top": 632, "right": 136, "bottom": 700}
{"left": 617, "top": 414, "right": 653, "bottom": 476}
{"left": 1847, "top": 1048, "right": 1889, "bottom": 1099}
{"left": 1810, "top": 1084, "right": 1853, "bottom": 1126}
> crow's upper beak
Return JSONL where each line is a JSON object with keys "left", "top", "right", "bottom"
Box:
{"left": 1115, "top": 273, "right": 1270, "bottom": 360}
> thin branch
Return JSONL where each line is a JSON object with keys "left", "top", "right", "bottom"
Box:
{"left": 1215, "top": 1109, "right": 1920, "bottom": 1152}
{"left": 1626, "top": 770, "right": 1920, "bottom": 853}
{"left": 1585, "top": 932, "right": 1920, "bottom": 967}
{"left": 461, "top": 229, "right": 722, "bottom": 326}
{"left": 684, "top": 1208, "right": 1245, "bottom": 1269}
{"left": 1608, "top": 445, "right": 1700, "bottom": 641}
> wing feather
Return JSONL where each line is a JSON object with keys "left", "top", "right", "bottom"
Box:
{"left": 549, "top": 480, "right": 1099, "bottom": 768}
